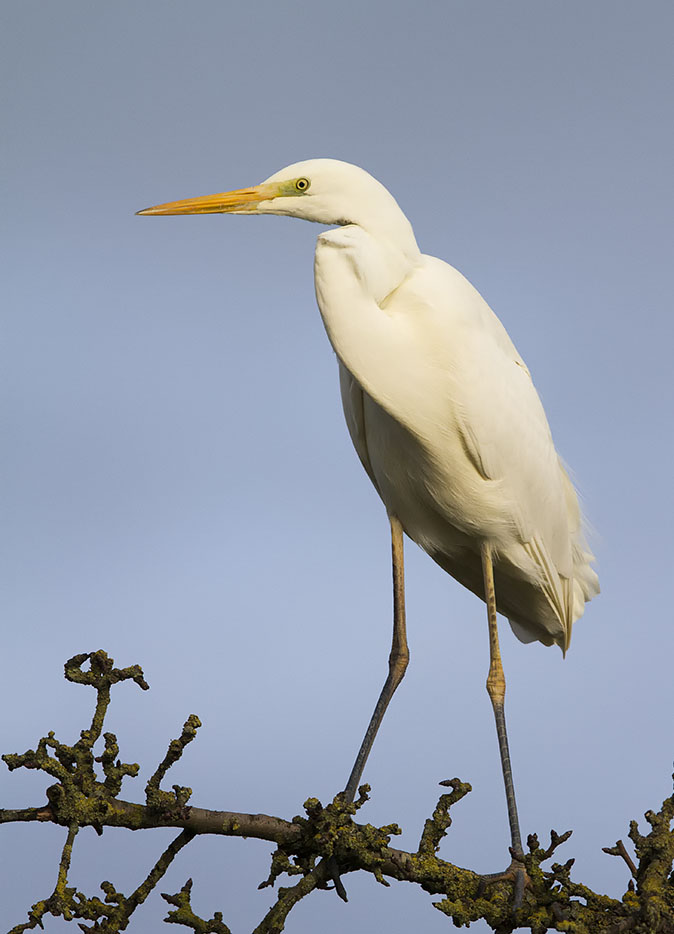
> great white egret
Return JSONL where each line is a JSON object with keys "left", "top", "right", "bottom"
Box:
{"left": 138, "top": 158, "right": 599, "bottom": 886}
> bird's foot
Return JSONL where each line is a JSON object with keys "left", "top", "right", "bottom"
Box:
{"left": 478, "top": 851, "right": 529, "bottom": 911}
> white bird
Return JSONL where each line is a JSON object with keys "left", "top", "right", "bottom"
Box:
{"left": 138, "top": 159, "right": 599, "bottom": 880}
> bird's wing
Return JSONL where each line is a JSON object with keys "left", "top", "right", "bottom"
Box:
{"left": 391, "top": 258, "right": 580, "bottom": 613}
{"left": 424, "top": 262, "right": 573, "bottom": 539}
{"left": 402, "top": 257, "right": 581, "bottom": 637}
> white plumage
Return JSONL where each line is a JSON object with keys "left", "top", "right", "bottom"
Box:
{"left": 139, "top": 157, "right": 599, "bottom": 653}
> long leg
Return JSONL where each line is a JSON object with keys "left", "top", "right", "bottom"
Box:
{"left": 480, "top": 541, "right": 523, "bottom": 859}
{"left": 343, "top": 514, "right": 409, "bottom": 803}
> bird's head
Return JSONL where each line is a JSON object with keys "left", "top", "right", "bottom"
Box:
{"left": 137, "top": 158, "right": 419, "bottom": 256}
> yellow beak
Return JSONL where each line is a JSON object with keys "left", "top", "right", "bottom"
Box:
{"left": 136, "top": 182, "right": 279, "bottom": 216}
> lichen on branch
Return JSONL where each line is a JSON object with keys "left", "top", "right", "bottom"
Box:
{"left": 2, "top": 650, "right": 673, "bottom": 933}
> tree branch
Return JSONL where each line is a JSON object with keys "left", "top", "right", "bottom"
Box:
{"left": 3, "top": 650, "right": 673, "bottom": 934}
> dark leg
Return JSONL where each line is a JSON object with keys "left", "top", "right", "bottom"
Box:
{"left": 343, "top": 514, "right": 409, "bottom": 803}
{"left": 480, "top": 542, "right": 526, "bottom": 905}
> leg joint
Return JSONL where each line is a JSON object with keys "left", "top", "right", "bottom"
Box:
{"left": 389, "top": 644, "right": 410, "bottom": 680}
{"left": 486, "top": 668, "right": 505, "bottom": 706}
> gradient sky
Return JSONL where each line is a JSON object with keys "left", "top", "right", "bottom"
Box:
{"left": 2, "top": 3, "right": 673, "bottom": 932}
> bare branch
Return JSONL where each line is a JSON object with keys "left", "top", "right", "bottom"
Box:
{"left": 602, "top": 839, "right": 639, "bottom": 880}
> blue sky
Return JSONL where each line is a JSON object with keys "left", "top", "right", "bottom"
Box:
{"left": 2, "top": 3, "right": 673, "bottom": 932}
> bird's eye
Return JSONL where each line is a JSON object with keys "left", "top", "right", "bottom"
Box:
{"left": 295, "top": 177, "right": 310, "bottom": 192}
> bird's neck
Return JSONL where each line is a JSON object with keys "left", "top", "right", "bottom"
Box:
{"left": 356, "top": 205, "right": 420, "bottom": 271}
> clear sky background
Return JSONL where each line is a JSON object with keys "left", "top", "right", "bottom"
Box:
{"left": 2, "top": 3, "right": 673, "bottom": 932}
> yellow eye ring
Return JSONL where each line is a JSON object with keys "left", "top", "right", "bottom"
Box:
{"left": 295, "top": 177, "right": 310, "bottom": 192}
